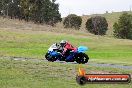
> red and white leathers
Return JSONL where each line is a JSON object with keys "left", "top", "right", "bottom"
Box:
{"left": 63, "top": 42, "right": 77, "bottom": 54}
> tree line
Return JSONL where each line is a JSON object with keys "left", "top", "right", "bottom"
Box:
{"left": 0, "top": 0, "right": 62, "bottom": 26}
{"left": 63, "top": 12, "right": 132, "bottom": 40}
{"left": 0, "top": 1, "right": 131, "bottom": 40}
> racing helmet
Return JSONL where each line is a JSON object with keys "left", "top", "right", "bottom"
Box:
{"left": 60, "top": 40, "right": 67, "bottom": 46}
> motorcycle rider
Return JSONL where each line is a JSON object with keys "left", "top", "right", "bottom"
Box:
{"left": 59, "top": 40, "right": 67, "bottom": 51}
{"left": 60, "top": 40, "right": 77, "bottom": 61}
{"left": 59, "top": 40, "right": 76, "bottom": 51}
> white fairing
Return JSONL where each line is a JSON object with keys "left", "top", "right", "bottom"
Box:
{"left": 48, "top": 43, "right": 58, "bottom": 52}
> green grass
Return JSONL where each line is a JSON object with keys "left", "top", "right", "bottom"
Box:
{"left": 0, "top": 29, "right": 132, "bottom": 64}
{"left": 0, "top": 29, "right": 132, "bottom": 88}
{"left": 0, "top": 58, "right": 132, "bottom": 88}
{"left": 0, "top": 12, "right": 132, "bottom": 88}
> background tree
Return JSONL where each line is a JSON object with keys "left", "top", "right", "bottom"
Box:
{"left": 0, "top": 0, "right": 10, "bottom": 16}
{"left": 0, "top": 0, "right": 61, "bottom": 26}
{"left": 47, "top": 0, "right": 62, "bottom": 26}
{"left": 63, "top": 14, "right": 82, "bottom": 30}
{"left": 20, "top": 0, "right": 33, "bottom": 21}
{"left": 0, "top": 0, "right": 2, "bottom": 15}
{"left": 20, "top": 0, "right": 61, "bottom": 25}
{"left": 7, "top": 0, "right": 20, "bottom": 19}
{"left": 85, "top": 16, "right": 108, "bottom": 35}
{"left": 113, "top": 12, "right": 132, "bottom": 39}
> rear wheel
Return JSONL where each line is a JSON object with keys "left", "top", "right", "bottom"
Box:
{"left": 75, "top": 53, "right": 89, "bottom": 64}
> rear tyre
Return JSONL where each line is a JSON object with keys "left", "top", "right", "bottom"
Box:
{"left": 83, "top": 53, "right": 89, "bottom": 63}
{"left": 75, "top": 53, "right": 89, "bottom": 64}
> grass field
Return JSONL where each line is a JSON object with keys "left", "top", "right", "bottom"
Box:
{"left": 0, "top": 29, "right": 132, "bottom": 65}
{"left": 0, "top": 14, "right": 132, "bottom": 88}
{"left": 0, "top": 58, "right": 132, "bottom": 88}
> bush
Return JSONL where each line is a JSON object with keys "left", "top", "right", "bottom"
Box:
{"left": 63, "top": 14, "right": 82, "bottom": 30}
{"left": 113, "top": 12, "right": 132, "bottom": 39}
{"left": 85, "top": 16, "right": 108, "bottom": 35}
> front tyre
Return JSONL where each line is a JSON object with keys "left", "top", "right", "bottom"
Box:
{"left": 45, "top": 52, "right": 57, "bottom": 62}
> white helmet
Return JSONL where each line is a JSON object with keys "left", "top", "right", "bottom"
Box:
{"left": 60, "top": 40, "right": 67, "bottom": 46}
{"left": 60, "top": 40, "right": 67, "bottom": 43}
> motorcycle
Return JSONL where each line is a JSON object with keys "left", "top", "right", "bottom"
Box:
{"left": 45, "top": 43, "right": 89, "bottom": 64}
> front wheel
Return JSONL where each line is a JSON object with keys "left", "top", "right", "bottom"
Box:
{"left": 45, "top": 52, "right": 57, "bottom": 62}
{"left": 75, "top": 53, "right": 89, "bottom": 64}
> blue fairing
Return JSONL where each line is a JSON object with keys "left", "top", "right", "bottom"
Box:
{"left": 77, "top": 46, "right": 88, "bottom": 53}
{"left": 49, "top": 51, "right": 59, "bottom": 56}
{"left": 66, "top": 52, "right": 75, "bottom": 61}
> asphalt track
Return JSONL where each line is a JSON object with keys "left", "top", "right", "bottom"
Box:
{"left": 1, "top": 56, "right": 132, "bottom": 70}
